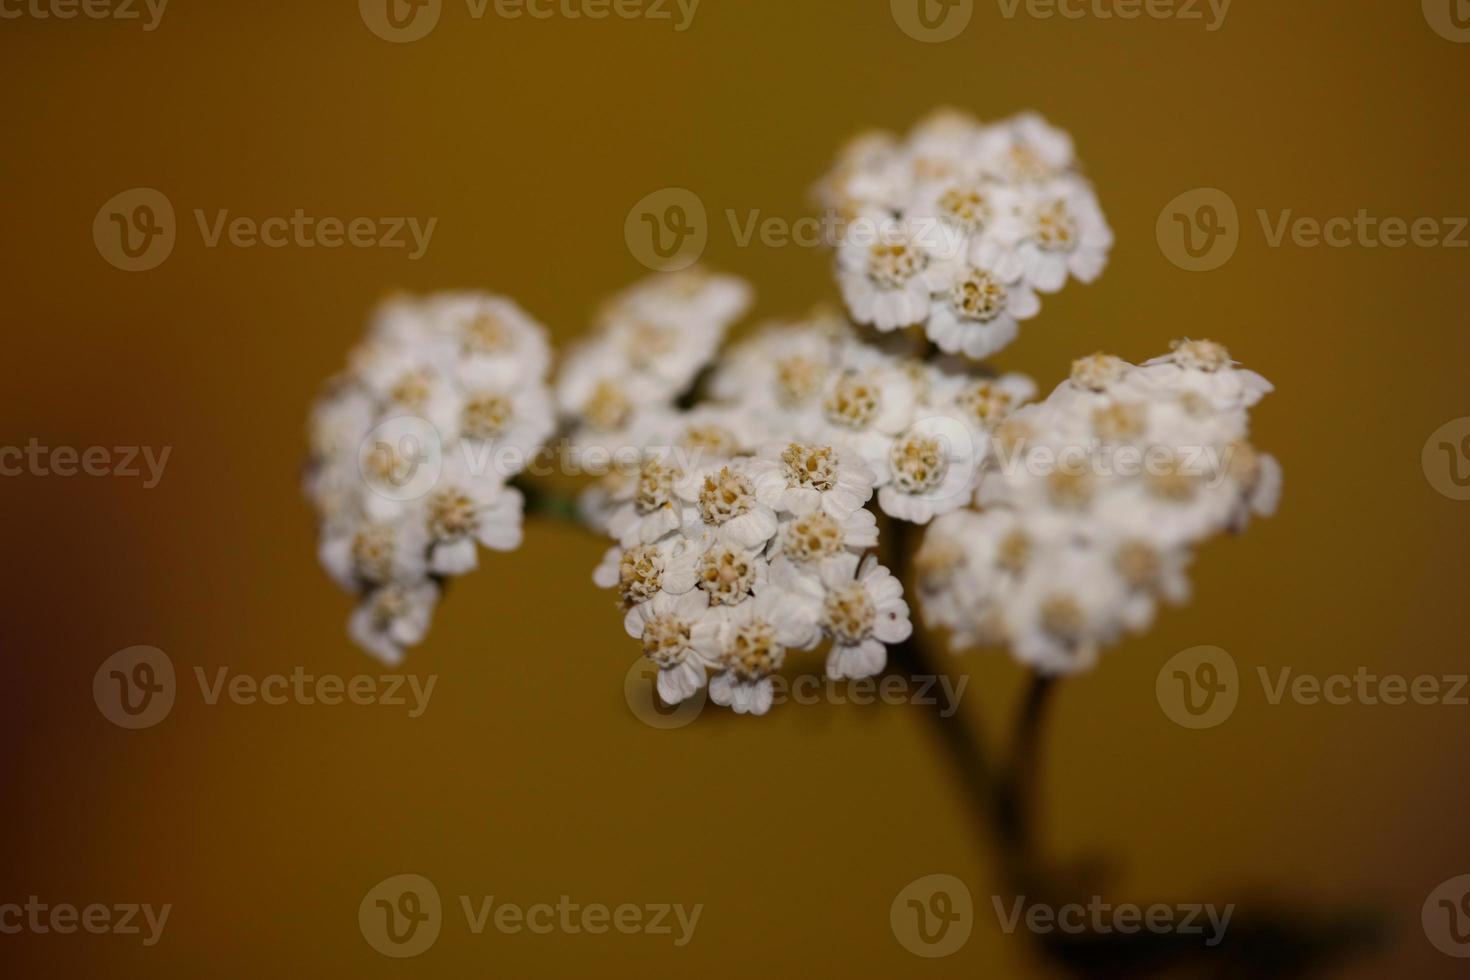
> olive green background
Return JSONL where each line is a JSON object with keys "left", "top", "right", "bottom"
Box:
{"left": 3, "top": 0, "right": 1468, "bottom": 976}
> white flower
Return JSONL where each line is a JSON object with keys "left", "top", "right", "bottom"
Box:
{"left": 1126, "top": 339, "right": 1275, "bottom": 413}
{"left": 425, "top": 292, "right": 554, "bottom": 390}
{"left": 1006, "top": 543, "right": 1126, "bottom": 675}
{"left": 624, "top": 589, "right": 719, "bottom": 705}
{"left": 692, "top": 540, "right": 769, "bottom": 608}
{"left": 348, "top": 581, "right": 439, "bottom": 667}
{"left": 924, "top": 264, "right": 1039, "bottom": 360}
{"left": 818, "top": 365, "right": 919, "bottom": 476}
{"left": 975, "top": 112, "right": 1077, "bottom": 183}
{"left": 556, "top": 342, "right": 649, "bottom": 433}
{"left": 768, "top": 507, "right": 880, "bottom": 564}
{"left": 593, "top": 534, "right": 703, "bottom": 608}
{"left": 451, "top": 382, "right": 556, "bottom": 481}
{"left": 876, "top": 415, "right": 980, "bottom": 524}
{"left": 607, "top": 267, "right": 753, "bottom": 334}
{"left": 937, "top": 372, "right": 1037, "bottom": 449}
{"left": 981, "top": 181, "right": 1113, "bottom": 294}
{"left": 558, "top": 269, "right": 753, "bottom": 437}
{"left": 319, "top": 516, "right": 429, "bottom": 592}
{"left": 786, "top": 554, "right": 912, "bottom": 681}
{"left": 419, "top": 455, "right": 526, "bottom": 576}
{"left": 709, "top": 313, "right": 845, "bottom": 439}
{"left": 746, "top": 440, "right": 877, "bottom": 519}
{"left": 704, "top": 589, "right": 821, "bottom": 716}
{"left": 606, "top": 454, "right": 697, "bottom": 547}
{"left": 675, "top": 460, "right": 780, "bottom": 550}
{"left": 836, "top": 217, "right": 950, "bottom": 331}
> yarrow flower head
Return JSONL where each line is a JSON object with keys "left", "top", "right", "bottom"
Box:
{"left": 819, "top": 109, "right": 1113, "bottom": 362}
{"left": 916, "top": 340, "right": 1280, "bottom": 675}
{"left": 304, "top": 292, "right": 556, "bottom": 663}
{"left": 304, "top": 110, "right": 1281, "bottom": 724}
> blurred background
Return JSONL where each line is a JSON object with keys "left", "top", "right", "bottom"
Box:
{"left": 2, "top": 0, "right": 1468, "bottom": 975}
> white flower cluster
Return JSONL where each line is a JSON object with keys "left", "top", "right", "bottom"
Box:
{"left": 915, "top": 340, "right": 1282, "bottom": 675}
{"left": 556, "top": 268, "right": 753, "bottom": 453}
{"left": 582, "top": 306, "right": 921, "bottom": 716}
{"left": 304, "top": 292, "right": 556, "bottom": 664}
{"left": 302, "top": 109, "right": 1284, "bottom": 703}
{"left": 708, "top": 311, "right": 1038, "bottom": 525}
{"left": 819, "top": 109, "right": 1113, "bottom": 360}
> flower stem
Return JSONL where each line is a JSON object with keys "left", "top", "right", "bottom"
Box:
{"left": 513, "top": 476, "right": 584, "bottom": 526}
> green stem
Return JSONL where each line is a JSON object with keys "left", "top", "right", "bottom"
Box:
{"left": 513, "top": 476, "right": 583, "bottom": 525}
